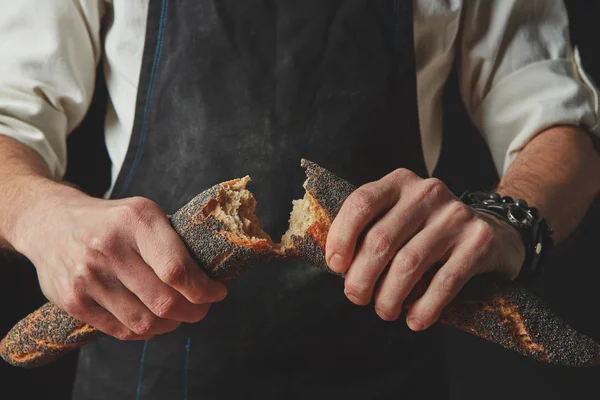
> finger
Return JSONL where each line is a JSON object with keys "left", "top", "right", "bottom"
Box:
{"left": 88, "top": 275, "right": 181, "bottom": 337}
{"left": 405, "top": 226, "right": 491, "bottom": 331}
{"left": 64, "top": 297, "right": 151, "bottom": 341}
{"left": 114, "top": 254, "right": 213, "bottom": 323}
{"left": 326, "top": 169, "right": 416, "bottom": 274}
{"left": 373, "top": 201, "right": 471, "bottom": 320}
{"left": 135, "top": 214, "right": 228, "bottom": 303}
{"left": 343, "top": 198, "right": 428, "bottom": 306}
{"left": 51, "top": 280, "right": 150, "bottom": 341}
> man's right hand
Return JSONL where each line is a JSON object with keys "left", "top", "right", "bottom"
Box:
{"left": 8, "top": 178, "right": 227, "bottom": 341}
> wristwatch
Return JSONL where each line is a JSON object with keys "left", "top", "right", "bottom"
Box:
{"left": 459, "top": 191, "right": 554, "bottom": 281}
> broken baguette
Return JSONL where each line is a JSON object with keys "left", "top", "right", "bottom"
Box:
{"left": 1, "top": 159, "right": 598, "bottom": 368}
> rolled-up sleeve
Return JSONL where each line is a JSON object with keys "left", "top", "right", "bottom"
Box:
{"left": 458, "top": 0, "right": 600, "bottom": 176}
{"left": 0, "top": 0, "right": 105, "bottom": 178}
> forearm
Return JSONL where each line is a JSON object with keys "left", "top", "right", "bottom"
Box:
{"left": 496, "top": 125, "right": 600, "bottom": 244}
{"left": 0, "top": 135, "right": 82, "bottom": 249}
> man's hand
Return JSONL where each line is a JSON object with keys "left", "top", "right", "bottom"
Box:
{"left": 9, "top": 180, "right": 227, "bottom": 341}
{"left": 325, "top": 169, "right": 525, "bottom": 331}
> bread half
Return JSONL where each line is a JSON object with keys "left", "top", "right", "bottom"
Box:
{"left": 280, "top": 159, "right": 355, "bottom": 271}
{"left": 170, "top": 176, "right": 279, "bottom": 280}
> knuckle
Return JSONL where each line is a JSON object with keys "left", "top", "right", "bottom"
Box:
{"left": 72, "top": 261, "right": 96, "bottom": 281}
{"left": 366, "top": 229, "right": 394, "bottom": 258}
{"left": 100, "top": 323, "right": 122, "bottom": 339}
{"left": 169, "top": 251, "right": 189, "bottom": 270}
{"left": 437, "top": 270, "right": 462, "bottom": 300}
{"left": 82, "top": 231, "right": 119, "bottom": 258}
{"left": 103, "top": 326, "right": 122, "bottom": 339}
{"left": 61, "top": 291, "right": 85, "bottom": 316}
{"left": 130, "top": 317, "right": 156, "bottom": 336}
{"left": 388, "top": 168, "right": 415, "bottom": 182}
{"left": 393, "top": 247, "right": 423, "bottom": 277}
{"left": 420, "top": 178, "right": 448, "bottom": 201}
{"left": 447, "top": 201, "right": 472, "bottom": 223}
{"left": 160, "top": 257, "right": 189, "bottom": 286}
{"left": 151, "top": 295, "right": 179, "bottom": 319}
{"left": 120, "top": 197, "right": 158, "bottom": 225}
{"left": 113, "top": 329, "right": 138, "bottom": 341}
{"left": 72, "top": 260, "right": 116, "bottom": 288}
{"left": 189, "top": 291, "right": 211, "bottom": 305}
{"left": 128, "top": 196, "right": 155, "bottom": 213}
{"left": 347, "top": 188, "right": 377, "bottom": 215}
{"left": 81, "top": 243, "right": 102, "bottom": 264}
{"left": 471, "top": 220, "right": 496, "bottom": 252}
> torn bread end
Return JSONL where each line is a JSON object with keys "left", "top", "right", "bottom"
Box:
{"left": 280, "top": 188, "right": 331, "bottom": 253}
{"left": 210, "top": 176, "right": 274, "bottom": 244}
{"left": 204, "top": 174, "right": 332, "bottom": 256}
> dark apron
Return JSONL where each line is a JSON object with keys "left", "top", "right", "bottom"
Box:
{"left": 73, "top": 0, "right": 450, "bottom": 398}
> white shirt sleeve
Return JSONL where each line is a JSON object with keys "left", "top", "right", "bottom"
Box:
{"left": 457, "top": 0, "right": 600, "bottom": 176}
{"left": 0, "top": 0, "right": 105, "bottom": 178}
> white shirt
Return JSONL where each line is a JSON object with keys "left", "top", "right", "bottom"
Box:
{"left": 0, "top": 0, "right": 598, "bottom": 197}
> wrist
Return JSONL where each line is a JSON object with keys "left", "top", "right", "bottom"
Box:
{"left": 460, "top": 191, "right": 554, "bottom": 282}
{"left": 4, "top": 175, "right": 89, "bottom": 253}
{"left": 475, "top": 211, "right": 526, "bottom": 279}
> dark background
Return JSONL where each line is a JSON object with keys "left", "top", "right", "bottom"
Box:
{"left": 1, "top": 1, "right": 599, "bottom": 398}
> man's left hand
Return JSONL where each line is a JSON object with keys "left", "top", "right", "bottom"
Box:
{"left": 325, "top": 168, "right": 525, "bottom": 331}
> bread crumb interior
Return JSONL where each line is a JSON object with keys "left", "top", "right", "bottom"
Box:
{"left": 280, "top": 192, "right": 317, "bottom": 248}
{"left": 211, "top": 177, "right": 317, "bottom": 252}
{"left": 212, "top": 177, "right": 274, "bottom": 243}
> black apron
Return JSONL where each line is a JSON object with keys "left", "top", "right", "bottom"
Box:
{"left": 73, "top": 0, "right": 450, "bottom": 398}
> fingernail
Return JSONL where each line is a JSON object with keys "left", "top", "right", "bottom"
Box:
{"left": 407, "top": 317, "right": 424, "bottom": 331}
{"left": 375, "top": 307, "right": 397, "bottom": 321}
{"left": 329, "top": 253, "right": 346, "bottom": 271}
{"left": 344, "top": 288, "right": 364, "bottom": 305}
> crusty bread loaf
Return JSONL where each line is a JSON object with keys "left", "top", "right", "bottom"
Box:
{"left": 0, "top": 303, "right": 100, "bottom": 368}
{"left": 280, "top": 159, "right": 355, "bottom": 271}
{"left": 1, "top": 159, "right": 599, "bottom": 368}
{"left": 170, "top": 176, "right": 280, "bottom": 280}
{"left": 440, "top": 273, "right": 600, "bottom": 367}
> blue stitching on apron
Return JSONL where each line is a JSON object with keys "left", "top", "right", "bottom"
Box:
{"left": 136, "top": 339, "right": 150, "bottom": 400}
{"left": 184, "top": 336, "right": 192, "bottom": 400}
{"left": 117, "top": 0, "right": 170, "bottom": 197}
